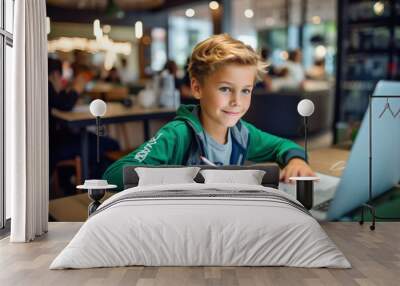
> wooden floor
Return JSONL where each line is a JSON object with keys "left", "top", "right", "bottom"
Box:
{"left": 0, "top": 222, "right": 399, "bottom": 286}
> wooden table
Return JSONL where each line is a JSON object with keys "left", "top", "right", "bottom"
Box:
{"left": 307, "top": 147, "right": 349, "bottom": 177}
{"left": 52, "top": 103, "right": 176, "bottom": 179}
{"left": 1, "top": 222, "right": 400, "bottom": 286}
{"left": 84, "top": 83, "right": 129, "bottom": 101}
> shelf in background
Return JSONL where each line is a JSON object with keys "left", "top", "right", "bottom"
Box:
{"left": 335, "top": 0, "right": 400, "bottom": 126}
{"left": 348, "top": 17, "right": 399, "bottom": 26}
{"left": 346, "top": 48, "right": 395, "bottom": 55}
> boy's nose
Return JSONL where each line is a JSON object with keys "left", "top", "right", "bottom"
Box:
{"left": 229, "top": 93, "right": 241, "bottom": 106}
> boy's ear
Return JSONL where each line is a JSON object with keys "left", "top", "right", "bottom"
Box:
{"left": 190, "top": 78, "right": 202, "bottom": 100}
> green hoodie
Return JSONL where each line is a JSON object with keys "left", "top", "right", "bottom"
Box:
{"left": 103, "top": 104, "right": 306, "bottom": 191}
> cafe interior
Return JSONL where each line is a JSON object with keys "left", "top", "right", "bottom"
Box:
{"left": 36, "top": 0, "right": 400, "bottom": 221}
{"left": 3, "top": 1, "right": 400, "bottom": 284}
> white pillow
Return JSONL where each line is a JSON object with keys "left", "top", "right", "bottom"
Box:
{"left": 135, "top": 167, "right": 201, "bottom": 186}
{"left": 200, "top": 169, "right": 266, "bottom": 185}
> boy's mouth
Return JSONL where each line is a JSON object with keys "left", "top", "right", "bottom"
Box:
{"left": 222, "top": 110, "right": 241, "bottom": 116}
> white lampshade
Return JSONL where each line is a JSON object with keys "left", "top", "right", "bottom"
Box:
{"left": 297, "top": 99, "right": 315, "bottom": 117}
{"left": 89, "top": 99, "right": 107, "bottom": 117}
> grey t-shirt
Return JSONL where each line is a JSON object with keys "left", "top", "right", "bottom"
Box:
{"left": 203, "top": 129, "right": 232, "bottom": 166}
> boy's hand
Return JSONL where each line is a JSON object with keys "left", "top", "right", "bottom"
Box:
{"left": 280, "top": 158, "right": 316, "bottom": 183}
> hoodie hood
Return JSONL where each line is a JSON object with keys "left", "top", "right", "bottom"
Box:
{"left": 174, "top": 104, "right": 204, "bottom": 134}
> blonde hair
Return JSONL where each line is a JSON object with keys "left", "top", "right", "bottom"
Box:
{"left": 188, "top": 34, "right": 267, "bottom": 83}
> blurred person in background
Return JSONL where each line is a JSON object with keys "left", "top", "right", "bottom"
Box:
{"left": 119, "top": 57, "right": 133, "bottom": 85}
{"left": 48, "top": 58, "right": 85, "bottom": 146}
{"left": 180, "top": 57, "right": 194, "bottom": 102}
{"left": 163, "top": 59, "right": 182, "bottom": 89}
{"left": 163, "top": 59, "right": 197, "bottom": 103}
{"left": 105, "top": 67, "right": 122, "bottom": 84}
{"left": 256, "top": 47, "right": 293, "bottom": 92}
{"left": 284, "top": 49, "right": 305, "bottom": 89}
{"left": 256, "top": 47, "right": 273, "bottom": 91}
{"left": 307, "top": 58, "right": 328, "bottom": 80}
{"left": 48, "top": 58, "right": 120, "bottom": 193}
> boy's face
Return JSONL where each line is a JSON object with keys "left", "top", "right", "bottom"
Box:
{"left": 191, "top": 64, "right": 256, "bottom": 128}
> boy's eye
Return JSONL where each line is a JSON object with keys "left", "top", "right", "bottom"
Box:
{"left": 219, "top": 86, "right": 232, "bottom": 93}
{"left": 242, "top": 88, "right": 252, "bottom": 95}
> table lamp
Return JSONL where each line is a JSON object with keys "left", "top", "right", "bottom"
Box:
{"left": 297, "top": 99, "right": 314, "bottom": 162}
{"left": 77, "top": 99, "right": 116, "bottom": 216}
{"left": 77, "top": 180, "right": 117, "bottom": 216}
{"left": 290, "top": 99, "right": 318, "bottom": 210}
{"left": 89, "top": 99, "right": 107, "bottom": 163}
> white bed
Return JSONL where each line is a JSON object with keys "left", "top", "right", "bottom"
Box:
{"left": 50, "top": 183, "right": 351, "bottom": 269}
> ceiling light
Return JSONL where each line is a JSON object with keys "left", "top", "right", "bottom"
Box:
{"left": 93, "top": 19, "right": 101, "bottom": 37}
{"left": 311, "top": 16, "right": 321, "bottom": 24}
{"left": 373, "top": 1, "right": 385, "bottom": 16}
{"left": 209, "top": 1, "right": 219, "bottom": 10}
{"left": 46, "top": 17, "right": 51, "bottom": 35}
{"left": 185, "top": 8, "right": 195, "bottom": 17}
{"left": 280, "top": 51, "right": 289, "bottom": 60}
{"left": 135, "top": 21, "right": 143, "bottom": 39}
{"left": 244, "top": 9, "right": 254, "bottom": 18}
{"left": 315, "top": 45, "right": 327, "bottom": 58}
{"left": 103, "top": 25, "right": 111, "bottom": 34}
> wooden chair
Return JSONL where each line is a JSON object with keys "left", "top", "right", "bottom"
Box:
{"left": 105, "top": 123, "right": 137, "bottom": 162}
{"left": 51, "top": 156, "right": 82, "bottom": 198}
{"left": 105, "top": 149, "right": 135, "bottom": 162}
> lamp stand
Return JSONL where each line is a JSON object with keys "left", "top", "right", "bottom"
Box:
{"left": 96, "top": 116, "right": 100, "bottom": 163}
{"left": 304, "top": 116, "right": 308, "bottom": 162}
{"left": 88, "top": 188, "right": 106, "bottom": 216}
{"left": 296, "top": 180, "right": 314, "bottom": 210}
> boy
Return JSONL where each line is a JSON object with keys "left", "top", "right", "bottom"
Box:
{"left": 103, "top": 34, "right": 315, "bottom": 191}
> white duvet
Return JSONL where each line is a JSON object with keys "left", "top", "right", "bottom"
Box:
{"left": 50, "top": 183, "right": 351, "bottom": 269}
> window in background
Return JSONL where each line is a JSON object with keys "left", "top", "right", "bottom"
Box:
{"left": 151, "top": 28, "right": 167, "bottom": 72}
{"left": 288, "top": 25, "right": 300, "bottom": 50}
{"left": 253, "top": 0, "right": 336, "bottom": 73}
{"left": 302, "top": 21, "right": 336, "bottom": 75}
{"left": 255, "top": 0, "right": 298, "bottom": 66}
{"left": 232, "top": 0, "right": 258, "bottom": 49}
{"left": 168, "top": 3, "right": 212, "bottom": 68}
{"left": 304, "top": 0, "right": 336, "bottom": 71}
{"left": 258, "top": 28, "right": 288, "bottom": 66}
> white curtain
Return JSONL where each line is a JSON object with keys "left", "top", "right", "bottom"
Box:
{"left": 7, "top": 0, "right": 48, "bottom": 242}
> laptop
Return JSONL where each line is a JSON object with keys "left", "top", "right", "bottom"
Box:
{"left": 280, "top": 80, "right": 400, "bottom": 220}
